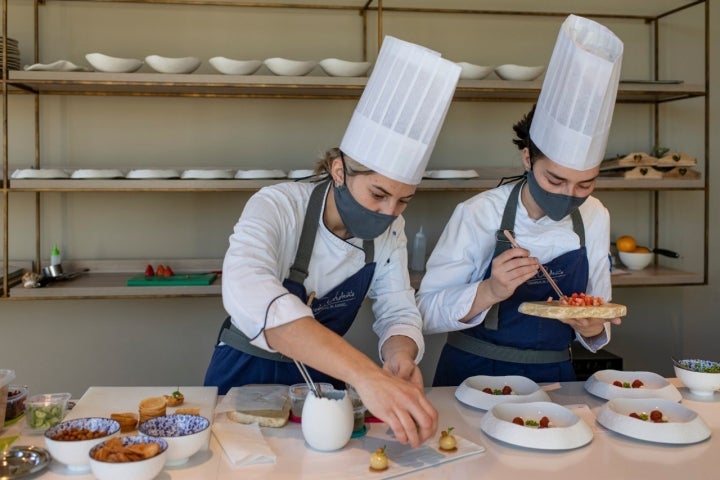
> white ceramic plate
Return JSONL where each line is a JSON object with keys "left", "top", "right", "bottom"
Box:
{"left": 584, "top": 369, "right": 682, "bottom": 401}
{"left": 145, "top": 55, "right": 201, "bottom": 74}
{"left": 480, "top": 401, "right": 593, "bottom": 450}
{"left": 85, "top": 53, "right": 143, "bottom": 73}
{"left": 180, "top": 169, "right": 234, "bottom": 179}
{"left": 597, "top": 398, "right": 711, "bottom": 444}
{"left": 208, "top": 57, "right": 262, "bottom": 75}
{"left": 424, "top": 169, "right": 479, "bottom": 179}
{"left": 319, "top": 58, "right": 371, "bottom": 77}
{"left": 234, "top": 169, "right": 286, "bottom": 179}
{"left": 287, "top": 169, "right": 316, "bottom": 179}
{"left": 264, "top": 58, "right": 316, "bottom": 76}
{"left": 24, "top": 60, "right": 88, "bottom": 72}
{"left": 71, "top": 169, "right": 125, "bottom": 179}
{"left": 458, "top": 62, "right": 494, "bottom": 80}
{"left": 125, "top": 169, "right": 181, "bottom": 179}
{"left": 11, "top": 168, "right": 69, "bottom": 179}
{"left": 455, "top": 375, "right": 551, "bottom": 410}
{"left": 494, "top": 64, "right": 545, "bottom": 81}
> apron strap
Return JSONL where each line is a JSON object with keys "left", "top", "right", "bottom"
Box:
{"left": 447, "top": 331, "right": 570, "bottom": 364}
{"left": 287, "top": 181, "right": 329, "bottom": 284}
{"left": 218, "top": 317, "right": 293, "bottom": 363}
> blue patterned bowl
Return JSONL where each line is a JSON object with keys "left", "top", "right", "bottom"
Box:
{"left": 44, "top": 417, "right": 120, "bottom": 472}
{"left": 673, "top": 358, "right": 720, "bottom": 397}
{"left": 138, "top": 414, "right": 210, "bottom": 466}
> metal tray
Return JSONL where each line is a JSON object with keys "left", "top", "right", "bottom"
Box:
{"left": 0, "top": 446, "right": 51, "bottom": 479}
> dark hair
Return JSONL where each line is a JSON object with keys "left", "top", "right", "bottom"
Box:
{"left": 512, "top": 104, "right": 545, "bottom": 164}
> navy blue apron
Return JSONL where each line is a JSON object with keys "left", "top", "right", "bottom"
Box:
{"left": 433, "top": 179, "right": 589, "bottom": 386}
{"left": 204, "top": 181, "right": 376, "bottom": 394}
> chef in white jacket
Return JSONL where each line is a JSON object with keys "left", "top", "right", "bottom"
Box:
{"left": 204, "top": 36, "right": 460, "bottom": 447}
{"left": 417, "top": 15, "right": 624, "bottom": 386}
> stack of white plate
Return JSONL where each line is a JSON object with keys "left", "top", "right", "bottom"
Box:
{"left": 1, "top": 37, "right": 21, "bottom": 71}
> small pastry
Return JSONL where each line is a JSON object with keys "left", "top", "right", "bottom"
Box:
{"left": 439, "top": 427, "right": 457, "bottom": 452}
{"left": 164, "top": 388, "right": 185, "bottom": 407}
{"left": 369, "top": 446, "right": 389, "bottom": 472}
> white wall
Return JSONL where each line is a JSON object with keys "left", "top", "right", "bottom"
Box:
{"left": 1, "top": 0, "right": 717, "bottom": 396}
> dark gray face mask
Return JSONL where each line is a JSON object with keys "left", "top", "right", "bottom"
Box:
{"left": 333, "top": 183, "right": 397, "bottom": 240}
{"left": 526, "top": 169, "right": 588, "bottom": 221}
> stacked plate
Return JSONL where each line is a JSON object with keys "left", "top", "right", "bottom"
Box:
{"left": 1, "top": 37, "right": 21, "bottom": 71}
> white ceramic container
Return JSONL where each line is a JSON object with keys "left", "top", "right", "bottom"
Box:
{"left": 145, "top": 55, "right": 201, "bottom": 74}
{"left": 85, "top": 53, "right": 143, "bottom": 73}
{"left": 208, "top": 57, "right": 262, "bottom": 75}
{"left": 301, "top": 390, "right": 353, "bottom": 451}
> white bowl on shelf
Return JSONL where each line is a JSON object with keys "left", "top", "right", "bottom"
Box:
{"left": 145, "top": 55, "right": 201, "bottom": 74}
{"left": 85, "top": 53, "right": 143, "bottom": 73}
{"left": 319, "top": 58, "right": 371, "bottom": 77}
{"left": 264, "top": 57, "right": 316, "bottom": 76}
{"left": 494, "top": 64, "right": 545, "bottom": 81}
{"left": 458, "top": 62, "right": 494, "bottom": 80}
{"left": 618, "top": 251, "right": 654, "bottom": 270}
{"left": 208, "top": 57, "right": 262, "bottom": 75}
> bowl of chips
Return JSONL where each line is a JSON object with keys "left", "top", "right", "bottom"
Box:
{"left": 44, "top": 417, "right": 121, "bottom": 472}
{"left": 89, "top": 435, "right": 167, "bottom": 480}
{"left": 138, "top": 414, "right": 210, "bottom": 466}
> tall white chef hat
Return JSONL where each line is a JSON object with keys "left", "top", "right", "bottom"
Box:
{"left": 340, "top": 36, "right": 461, "bottom": 185}
{"left": 530, "top": 15, "right": 624, "bottom": 171}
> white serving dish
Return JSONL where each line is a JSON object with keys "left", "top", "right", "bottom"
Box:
{"left": 584, "top": 369, "right": 682, "bottom": 401}
{"left": 673, "top": 359, "right": 720, "bottom": 397}
{"left": 494, "top": 64, "right": 545, "bottom": 81}
{"left": 85, "top": 53, "right": 143, "bottom": 73}
{"left": 597, "top": 398, "right": 711, "bottom": 444}
{"left": 145, "top": 55, "right": 201, "bottom": 74}
{"left": 44, "top": 417, "right": 120, "bottom": 472}
{"left": 424, "top": 169, "right": 479, "bottom": 179}
{"left": 618, "top": 251, "right": 654, "bottom": 270}
{"left": 71, "top": 169, "right": 125, "bottom": 179}
{"left": 125, "top": 169, "right": 181, "bottom": 179}
{"left": 319, "top": 58, "right": 372, "bottom": 77}
{"left": 455, "top": 375, "right": 550, "bottom": 410}
{"left": 180, "top": 169, "right": 234, "bottom": 179}
{"left": 89, "top": 435, "right": 167, "bottom": 480}
{"left": 479, "top": 401, "right": 593, "bottom": 450}
{"left": 208, "top": 57, "right": 262, "bottom": 75}
{"left": 11, "top": 168, "right": 69, "bottom": 179}
{"left": 24, "top": 60, "right": 88, "bottom": 72}
{"left": 234, "top": 169, "right": 286, "bottom": 179}
{"left": 264, "top": 57, "right": 316, "bottom": 76}
{"left": 458, "top": 62, "right": 494, "bottom": 80}
{"left": 287, "top": 169, "right": 316, "bottom": 179}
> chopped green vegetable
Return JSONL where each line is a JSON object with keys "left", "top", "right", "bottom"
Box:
{"left": 27, "top": 403, "right": 64, "bottom": 430}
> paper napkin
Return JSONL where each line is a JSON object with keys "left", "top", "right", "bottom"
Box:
{"left": 212, "top": 422, "right": 277, "bottom": 466}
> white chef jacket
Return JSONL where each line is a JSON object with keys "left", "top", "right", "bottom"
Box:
{"left": 222, "top": 181, "right": 424, "bottom": 363}
{"left": 416, "top": 182, "right": 613, "bottom": 352}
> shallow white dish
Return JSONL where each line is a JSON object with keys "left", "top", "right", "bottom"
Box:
{"left": 455, "top": 375, "right": 551, "bottom": 410}
{"left": 145, "top": 55, "right": 201, "bottom": 74}
{"left": 458, "top": 62, "right": 494, "bottom": 80}
{"left": 480, "top": 401, "right": 593, "bottom": 450}
{"left": 180, "top": 169, "right": 234, "bottom": 179}
{"left": 319, "top": 58, "right": 372, "bottom": 77}
{"left": 287, "top": 169, "right": 316, "bottom": 179}
{"left": 24, "top": 60, "right": 88, "bottom": 72}
{"left": 584, "top": 369, "right": 682, "bottom": 402}
{"left": 125, "top": 169, "right": 181, "bottom": 179}
{"left": 264, "top": 57, "right": 316, "bottom": 76}
{"left": 234, "top": 169, "right": 286, "bottom": 179}
{"left": 494, "top": 64, "right": 545, "bottom": 81}
{"left": 11, "top": 168, "right": 69, "bottom": 179}
{"left": 597, "top": 398, "right": 711, "bottom": 444}
{"left": 208, "top": 57, "right": 262, "bottom": 75}
{"left": 85, "top": 53, "right": 143, "bottom": 73}
{"left": 424, "top": 169, "right": 479, "bottom": 179}
{"left": 71, "top": 169, "right": 125, "bottom": 179}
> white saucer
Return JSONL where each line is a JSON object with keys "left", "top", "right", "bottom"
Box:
{"left": 234, "top": 169, "right": 286, "bottom": 179}
{"left": 455, "top": 375, "right": 550, "bottom": 410}
{"left": 126, "top": 169, "right": 181, "bottom": 179}
{"left": 180, "top": 169, "right": 234, "bottom": 179}
{"left": 11, "top": 168, "right": 69, "bottom": 179}
{"left": 584, "top": 370, "right": 682, "bottom": 402}
{"left": 71, "top": 169, "right": 125, "bottom": 179}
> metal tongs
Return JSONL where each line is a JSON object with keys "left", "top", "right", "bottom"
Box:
{"left": 503, "top": 230, "right": 567, "bottom": 301}
{"left": 293, "top": 291, "right": 323, "bottom": 398}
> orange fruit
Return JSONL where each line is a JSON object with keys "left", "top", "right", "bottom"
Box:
{"left": 616, "top": 235, "right": 637, "bottom": 252}
{"left": 633, "top": 246, "right": 651, "bottom": 253}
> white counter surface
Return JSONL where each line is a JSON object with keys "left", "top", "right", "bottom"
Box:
{"left": 3, "top": 379, "right": 717, "bottom": 480}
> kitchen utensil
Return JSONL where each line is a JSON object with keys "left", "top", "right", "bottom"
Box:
{"left": 503, "top": 230, "right": 566, "bottom": 300}
{"left": 653, "top": 248, "right": 680, "bottom": 258}
{"left": 43, "top": 264, "right": 64, "bottom": 278}
{"left": 293, "top": 292, "right": 322, "bottom": 399}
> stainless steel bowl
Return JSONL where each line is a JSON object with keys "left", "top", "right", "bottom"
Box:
{"left": 43, "top": 264, "right": 63, "bottom": 278}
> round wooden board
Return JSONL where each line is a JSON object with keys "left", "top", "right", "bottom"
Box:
{"left": 518, "top": 301, "right": 627, "bottom": 319}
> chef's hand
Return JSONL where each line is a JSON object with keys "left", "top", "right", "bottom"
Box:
{"left": 353, "top": 370, "right": 438, "bottom": 449}
{"left": 562, "top": 316, "right": 622, "bottom": 338}
{"left": 486, "top": 246, "right": 540, "bottom": 302}
{"left": 381, "top": 335, "right": 424, "bottom": 389}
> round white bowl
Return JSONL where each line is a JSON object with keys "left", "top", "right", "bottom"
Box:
{"left": 208, "top": 57, "right": 262, "bottom": 75}
{"left": 264, "top": 57, "right": 316, "bottom": 76}
{"left": 673, "top": 359, "right": 720, "bottom": 397}
{"left": 494, "top": 64, "right": 545, "bottom": 81}
{"left": 145, "top": 55, "right": 201, "bottom": 74}
{"left": 138, "top": 414, "right": 210, "bottom": 466}
{"left": 458, "top": 62, "right": 494, "bottom": 80}
{"left": 319, "top": 58, "right": 371, "bottom": 77}
{"left": 618, "top": 251, "right": 654, "bottom": 270}
{"left": 44, "top": 417, "right": 121, "bottom": 472}
{"left": 89, "top": 435, "right": 167, "bottom": 480}
{"left": 86, "top": 53, "right": 143, "bottom": 73}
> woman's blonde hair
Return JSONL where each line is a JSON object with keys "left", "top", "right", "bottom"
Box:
{"left": 314, "top": 147, "right": 372, "bottom": 177}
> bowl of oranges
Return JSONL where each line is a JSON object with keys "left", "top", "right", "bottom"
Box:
{"left": 616, "top": 235, "right": 653, "bottom": 270}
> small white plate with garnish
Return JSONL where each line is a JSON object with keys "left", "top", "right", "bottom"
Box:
{"left": 585, "top": 370, "right": 682, "bottom": 402}
{"left": 455, "top": 375, "right": 550, "bottom": 410}
{"left": 597, "top": 398, "right": 710, "bottom": 444}
{"left": 480, "top": 401, "right": 593, "bottom": 450}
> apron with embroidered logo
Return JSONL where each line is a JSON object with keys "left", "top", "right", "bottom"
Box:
{"left": 204, "top": 181, "right": 376, "bottom": 394}
{"left": 434, "top": 179, "right": 589, "bottom": 386}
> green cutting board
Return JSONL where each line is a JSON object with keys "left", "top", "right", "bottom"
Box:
{"left": 126, "top": 273, "right": 217, "bottom": 286}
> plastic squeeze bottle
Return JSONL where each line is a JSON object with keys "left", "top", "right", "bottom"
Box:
{"left": 50, "top": 244, "right": 61, "bottom": 266}
{"left": 410, "top": 226, "right": 426, "bottom": 272}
